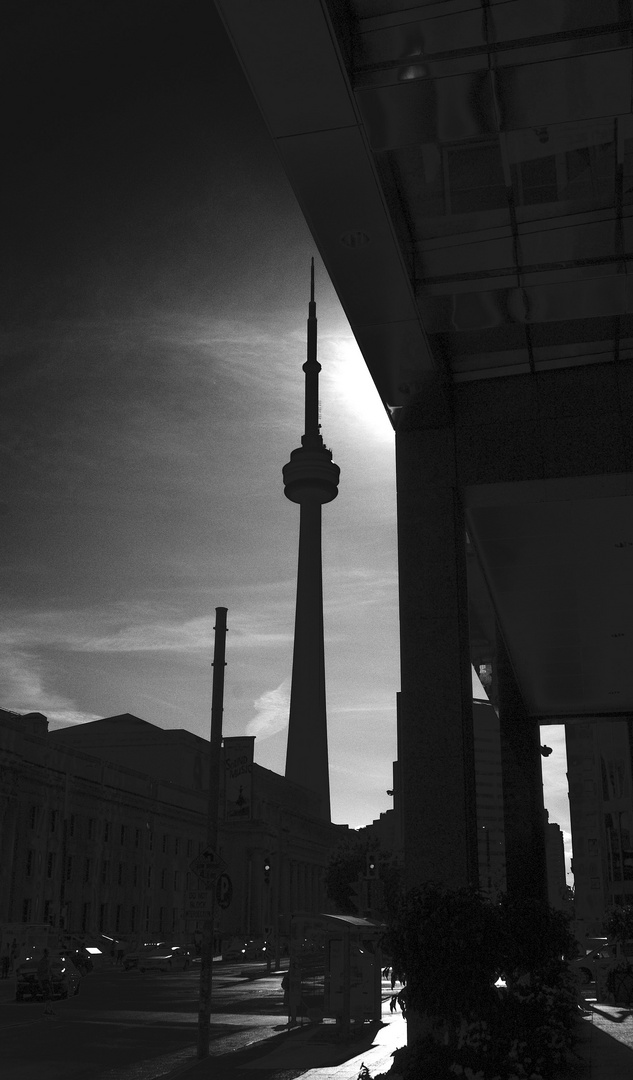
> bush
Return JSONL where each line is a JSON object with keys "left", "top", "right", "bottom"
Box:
{"left": 379, "top": 884, "right": 578, "bottom": 1080}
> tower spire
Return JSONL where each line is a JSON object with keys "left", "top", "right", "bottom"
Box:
{"left": 303, "top": 256, "right": 321, "bottom": 447}
{"left": 282, "top": 261, "right": 340, "bottom": 821}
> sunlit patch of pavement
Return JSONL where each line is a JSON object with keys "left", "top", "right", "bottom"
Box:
{"left": 584, "top": 997, "right": 633, "bottom": 1051}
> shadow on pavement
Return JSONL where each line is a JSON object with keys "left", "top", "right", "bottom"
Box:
{"left": 238, "top": 1020, "right": 388, "bottom": 1071}
{"left": 571, "top": 1015, "right": 633, "bottom": 1079}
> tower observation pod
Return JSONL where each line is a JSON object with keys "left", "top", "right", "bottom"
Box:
{"left": 283, "top": 260, "right": 340, "bottom": 821}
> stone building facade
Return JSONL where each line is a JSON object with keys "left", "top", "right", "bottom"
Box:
{"left": 0, "top": 709, "right": 346, "bottom": 947}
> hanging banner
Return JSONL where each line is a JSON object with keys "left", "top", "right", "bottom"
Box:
{"left": 223, "top": 736, "right": 254, "bottom": 821}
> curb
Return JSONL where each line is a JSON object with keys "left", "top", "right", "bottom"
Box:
{"left": 158, "top": 1017, "right": 320, "bottom": 1079}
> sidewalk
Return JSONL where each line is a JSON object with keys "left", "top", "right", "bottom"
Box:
{"left": 163, "top": 1010, "right": 406, "bottom": 1080}
{"left": 569, "top": 1003, "right": 633, "bottom": 1080}
{"left": 163, "top": 1001, "right": 633, "bottom": 1080}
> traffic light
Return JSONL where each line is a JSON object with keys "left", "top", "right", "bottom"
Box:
{"left": 366, "top": 853, "right": 377, "bottom": 879}
{"left": 263, "top": 856, "right": 271, "bottom": 884}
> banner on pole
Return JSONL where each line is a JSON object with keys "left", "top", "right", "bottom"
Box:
{"left": 223, "top": 736, "right": 254, "bottom": 821}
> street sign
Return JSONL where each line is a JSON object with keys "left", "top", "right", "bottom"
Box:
{"left": 189, "top": 846, "right": 227, "bottom": 887}
{"left": 184, "top": 890, "right": 214, "bottom": 921}
{"left": 215, "top": 873, "right": 233, "bottom": 910}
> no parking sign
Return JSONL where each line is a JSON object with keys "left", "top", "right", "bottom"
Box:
{"left": 215, "top": 873, "right": 233, "bottom": 910}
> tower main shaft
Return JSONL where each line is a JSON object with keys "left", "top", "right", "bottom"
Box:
{"left": 283, "top": 261, "right": 339, "bottom": 821}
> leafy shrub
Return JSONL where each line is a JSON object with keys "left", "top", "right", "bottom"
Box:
{"left": 379, "top": 884, "right": 578, "bottom": 1080}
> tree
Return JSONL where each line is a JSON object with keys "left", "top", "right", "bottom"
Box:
{"left": 324, "top": 834, "right": 402, "bottom": 918}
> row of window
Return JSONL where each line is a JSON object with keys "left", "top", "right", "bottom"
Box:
{"left": 24, "top": 851, "right": 197, "bottom": 891}
{"left": 28, "top": 807, "right": 198, "bottom": 857}
{"left": 21, "top": 898, "right": 180, "bottom": 934}
{"left": 392, "top": 139, "right": 630, "bottom": 220}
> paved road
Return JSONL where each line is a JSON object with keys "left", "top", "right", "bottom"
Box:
{"left": 0, "top": 963, "right": 291, "bottom": 1080}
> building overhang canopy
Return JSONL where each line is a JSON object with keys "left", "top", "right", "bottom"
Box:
{"left": 217, "top": 1, "right": 633, "bottom": 722}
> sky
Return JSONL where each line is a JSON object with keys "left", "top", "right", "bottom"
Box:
{"left": 2, "top": 2, "right": 571, "bottom": 857}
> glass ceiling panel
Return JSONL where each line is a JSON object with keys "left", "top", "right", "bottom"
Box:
{"left": 343, "top": 1, "right": 633, "bottom": 383}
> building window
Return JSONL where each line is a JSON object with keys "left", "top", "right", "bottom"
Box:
{"left": 25, "top": 849, "right": 34, "bottom": 877}
{"left": 173, "top": 870, "right": 180, "bottom": 891}
{"left": 65, "top": 856, "right": 73, "bottom": 882}
{"left": 159, "top": 907, "right": 165, "bottom": 932}
{"left": 187, "top": 839, "right": 192, "bottom": 857}
{"left": 118, "top": 863, "right": 124, "bottom": 886}
{"left": 46, "top": 853, "right": 55, "bottom": 878}
{"left": 43, "top": 900, "right": 51, "bottom": 923}
{"left": 88, "top": 818, "right": 95, "bottom": 840}
{"left": 446, "top": 143, "right": 506, "bottom": 214}
{"left": 82, "top": 902, "right": 90, "bottom": 932}
{"left": 22, "top": 899, "right": 32, "bottom": 922}
{"left": 101, "top": 860, "right": 109, "bottom": 885}
{"left": 115, "top": 904, "right": 122, "bottom": 932}
{"left": 133, "top": 865, "right": 138, "bottom": 887}
{"left": 517, "top": 154, "right": 558, "bottom": 206}
{"left": 99, "top": 903, "right": 107, "bottom": 931}
{"left": 161, "top": 869, "right": 167, "bottom": 890}
{"left": 104, "top": 822, "right": 111, "bottom": 843}
{"left": 135, "top": 828, "right": 140, "bottom": 849}
{"left": 186, "top": 872, "right": 192, "bottom": 890}
{"left": 162, "top": 834, "right": 168, "bottom": 854}
{"left": 69, "top": 814, "right": 75, "bottom": 837}
{"left": 29, "top": 805, "right": 37, "bottom": 830}
{"left": 174, "top": 838, "right": 179, "bottom": 856}
{"left": 50, "top": 809, "right": 57, "bottom": 833}
{"left": 145, "top": 906, "right": 151, "bottom": 932}
{"left": 147, "top": 867, "right": 152, "bottom": 888}
{"left": 120, "top": 825, "right": 126, "bottom": 845}
{"left": 148, "top": 831, "right": 153, "bottom": 851}
{"left": 84, "top": 858, "right": 92, "bottom": 884}
{"left": 172, "top": 908, "right": 177, "bottom": 931}
{"left": 130, "top": 905, "right": 137, "bottom": 931}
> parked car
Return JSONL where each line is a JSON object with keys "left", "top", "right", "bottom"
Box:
{"left": 15, "top": 953, "right": 82, "bottom": 1002}
{"left": 594, "top": 941, "right": 633, "bottom": 1001}
{"left": 222, "top": 938, "right": 262, "bottom": 962}
{"left": 123, "top": 942, "right": 180, "bottom": 972}
{"left": 572, "top": 944, "right": 615, "bottom": 985}
{"left": 69, "top": 947, "right": 94, "bottom": 975}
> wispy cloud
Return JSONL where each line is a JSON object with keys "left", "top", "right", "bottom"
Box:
{"left": 246, "top": 678, "right": 290, "bottom": 740}
{"left": 0, "top": 647, "right": 100, "bottom": 728}
{"left": 332, "top": 703, "right": 395, "bottom": 715}
{"left": 2, "top": 602, "right": 294, "bottom": 656}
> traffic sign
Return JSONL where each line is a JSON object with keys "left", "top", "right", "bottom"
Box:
{"left": 189, "top": 846, "right": 227, "bottom": 887}
{"left": 184, "top": 890, "right": 214, "bottom": 921}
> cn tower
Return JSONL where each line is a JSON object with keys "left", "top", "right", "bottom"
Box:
{"left": 283, "top": 260, "right": 340, "bottom": 821}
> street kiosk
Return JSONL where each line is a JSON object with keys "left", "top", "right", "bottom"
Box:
{"left": 288, "top": 913, "right": 384, "bottom": 1031}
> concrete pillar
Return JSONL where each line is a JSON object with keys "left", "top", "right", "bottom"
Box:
{"left": 496, "top": 630, "right": 548, "bottom": 902}
{"left": 396, "top": 418, "right": 479, "bottom": 889}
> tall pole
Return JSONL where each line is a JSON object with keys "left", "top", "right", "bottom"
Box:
{"left": 197, "top": 606, "right": 228, "bottom": 1060}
